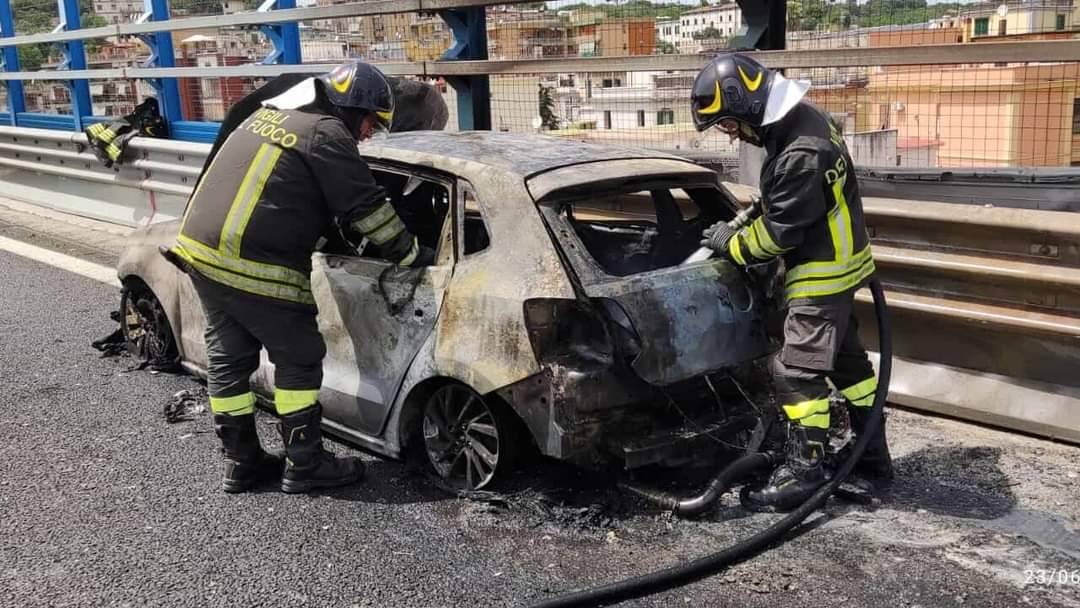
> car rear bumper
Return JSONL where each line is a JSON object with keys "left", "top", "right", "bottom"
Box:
{"left": 494, "top": 362, "right": 763, "bottom": 469}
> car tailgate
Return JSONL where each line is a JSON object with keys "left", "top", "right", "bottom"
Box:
{"left": 583, "top": 260, "right": 771, "bottom": 386}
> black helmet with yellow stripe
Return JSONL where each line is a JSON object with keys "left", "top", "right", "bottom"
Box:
{"left": 319, "top": 61, "right": 395, "bottom": 133}
{"left": 691, "top": 53, "right": 809, "bottom": 134}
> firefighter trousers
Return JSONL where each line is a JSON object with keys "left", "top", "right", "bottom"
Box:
{"left": 191, "top": 275, "right": 326, "bottom": 417}
{"left": 770, "top": 295, "right": 879, "bottom": 431}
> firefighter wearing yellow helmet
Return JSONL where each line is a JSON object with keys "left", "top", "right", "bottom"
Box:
{"left": 693, "top": 53, "right": 893, "bottom": 511}
{"left": 169, "top": 61, "right": 433, "bottom": 494}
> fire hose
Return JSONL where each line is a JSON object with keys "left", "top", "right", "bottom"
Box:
{"left": 528, "top": 203, "right": 893, "bottom": 608}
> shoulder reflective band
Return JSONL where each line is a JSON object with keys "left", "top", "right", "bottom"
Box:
{"left": 220, "top": 143, "right": 284, "bottom": 258}
{"left": 841, "top": 376, "right": 877, "bottom": 408}
{"left": 782, "top": 398, "right": 831, "bottom": 429}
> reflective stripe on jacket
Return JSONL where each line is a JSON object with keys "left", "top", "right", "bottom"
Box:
{"left": 171, "top": 105, "right": 416, "bottom": 307}
{"left": 726, "top": 102, "right": 875, "bottom": 303}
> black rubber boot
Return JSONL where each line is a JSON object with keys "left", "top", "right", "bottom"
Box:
{"left": 278, "top": 403, "right": 364, "bottom": 494}
{"left": 742, "top": 424, "right": 829, "bottom": 513}
{"left": 848, "top": 407, "right": 894, "bottom": 487}
{"left": 213, "top": 413, "right": 283, "bottom": 494}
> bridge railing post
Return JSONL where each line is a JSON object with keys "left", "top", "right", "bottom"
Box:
{"left": 57, "top": 0, "right": 92, "bottom": 130}
{"left": 0, "top": 0, "right": 23, "bottom": 126}
{"left": 139, "top": 0, "right": 182, "bottom": 127}
{"left": 440, "top": 7, "right": 490, "bottom": 131}
{"left": 258, "top": 0, "right": 302, "bottom": 65}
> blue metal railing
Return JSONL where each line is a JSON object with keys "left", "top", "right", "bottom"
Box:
{"left": 0, "top": 0, "right": 304, "bottom": 142}
{"left": 0, "top": 0, "right": 489, "bottom": 142}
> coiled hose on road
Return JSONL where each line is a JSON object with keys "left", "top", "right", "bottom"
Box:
{"left": 528, "top": 278, "right": 892, "bottom": 608}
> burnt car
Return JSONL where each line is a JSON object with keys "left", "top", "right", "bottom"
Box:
{"left": 117, "top": 132, "right": 776, "bottom": 490}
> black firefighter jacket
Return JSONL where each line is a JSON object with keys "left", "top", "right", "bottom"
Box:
{"left": 726, "top": 102, "right": 875, "bottom": 304}
{"left": 170, "top": 105, "right": 417, "bottom": 308}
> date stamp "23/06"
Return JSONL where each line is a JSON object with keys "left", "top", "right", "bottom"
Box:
{"left": 1024, "top": 569, "right": 1080, "bottom": 586}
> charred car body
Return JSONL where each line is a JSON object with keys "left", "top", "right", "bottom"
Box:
{"left": 118, "top": 132, "right": 779, "bottom": 489}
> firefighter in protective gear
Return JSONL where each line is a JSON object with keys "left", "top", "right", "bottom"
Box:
{"left": 168, "top": 61, "right": 432, "bottom": 494}
{"left": 692, "top": 54, "right": 893, "bottom": 512}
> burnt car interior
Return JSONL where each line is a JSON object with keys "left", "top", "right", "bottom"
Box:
{"left": 556, "top": 185, "right": 732, "bottom": 277}
{"left": 319, "top": 168, "right": 452, "bottom": 263}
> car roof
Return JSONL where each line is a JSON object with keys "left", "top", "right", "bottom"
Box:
{"left": 364, "top": 131, "right": 694, "bottom": 178}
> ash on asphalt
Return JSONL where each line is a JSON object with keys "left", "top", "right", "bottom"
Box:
{"left": 3, "top": 245, "right": 1080, "bottom": 608}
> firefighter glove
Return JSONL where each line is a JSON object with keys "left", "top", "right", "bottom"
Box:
{"left": 701, "top": 220, "right": 738, "bottom": 255}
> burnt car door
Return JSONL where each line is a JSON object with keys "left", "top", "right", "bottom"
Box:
{"left": 308, "top": 165, "right": 454, "bottom": 438}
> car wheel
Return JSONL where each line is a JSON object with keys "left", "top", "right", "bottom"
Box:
{"left": 421, "top": 383, "right": 516, "bottom": 491}
{"left": 121, "top": 285, "right": 178, "bottom": 367}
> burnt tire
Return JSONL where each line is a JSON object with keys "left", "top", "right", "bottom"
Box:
{"left": 419, "top": 383, "right": 520, "bottom": 491}
{"left": 121, "top": 285, "right": 178, "bottom": 368}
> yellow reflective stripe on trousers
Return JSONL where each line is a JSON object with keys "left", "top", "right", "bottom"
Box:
{"left": 220, "top": 143, "right": 284, "bottom": 258}
{"left": 275, "top": 388, "right": 320, "bottom": 415}
{"left": 177, "top": 235, "right": 311, "bottom": 290}
{"left": 172, "top": 246, "right": 315, "bottom": 306}
{"left": 368, "top": 216, "right": 407, "bottom": 246}
{"left": 210, "top": 392, "right": 256, "bottom": 415}
{"left": 783, "top": 398, "right": 831, "bottom": 429}
{"left": 106, "top": 143, "right": 122, "bottom": 160}
{"left": 841, "top": 376, "right": 878, "bottom": 408}
{"left": 353, "top": 202, "right": 398, "bottom": 234}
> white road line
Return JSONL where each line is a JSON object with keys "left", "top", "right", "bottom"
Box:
{"left": 0, "top": 235, "right": 120, "bottom": 287}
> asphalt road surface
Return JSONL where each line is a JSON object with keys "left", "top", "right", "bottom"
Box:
{"left": 2, "top": 214, "right": 1079, "bottom": 608}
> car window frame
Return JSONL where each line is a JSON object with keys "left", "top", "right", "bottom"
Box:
{"left": 538, "top": 178, "right": 734, "bottom": 284}
{"left": 362, "top": 160, "right": 457, "bottom": 267}
{"left": 456, "top": 178, "right": 494, "bottom": 260}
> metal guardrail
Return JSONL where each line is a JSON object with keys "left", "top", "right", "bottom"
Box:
{"left": 1, "top": 124, "right": 1077, "bottom": 442}
{"left": 857, "top": 167, "right": 1080, "bottom": 212}
{"left": 0, "top": 126, "right": 203, "bottom": 225}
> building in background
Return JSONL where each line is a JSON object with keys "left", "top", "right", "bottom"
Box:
{"left": 656, "top": 17, "right": 680, "bottom": 52}
{"left": 678, "top": 3, "right": 742, "bottom": 53}
{"left": 92, "top": 0, "right": 143, "bottom": 24}
{"left": 488, "top": 9, "right": 570, "bottom": 59}
{"left": 406, "top": 13, "right": 452, "bottom": 61}
{"left": 957, "top": 0, "right": 1074, "bottom": 39}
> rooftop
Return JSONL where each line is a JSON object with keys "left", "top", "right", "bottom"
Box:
{"left": 366, "top": 131, "right": 687, "bottom": 178}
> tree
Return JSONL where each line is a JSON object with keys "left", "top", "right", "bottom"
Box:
{"left": 10, "top": 0, "right": 106, "bottom": 68}
{"left": 656, "top": 40, "right": 677, "bottom": 54}
{"left": 693, "top": 26, "right": 724, "bottom": 40}
{"left": 538, "top": 83, "right": 559, "bottom": 131}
